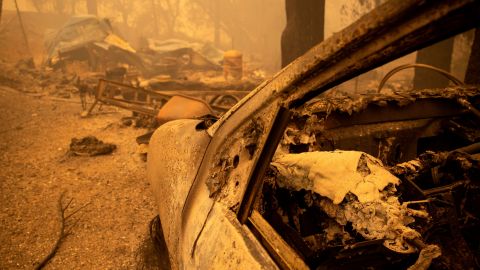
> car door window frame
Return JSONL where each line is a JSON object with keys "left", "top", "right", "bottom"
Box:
{"left": 234, "top": 1, "right": 480, "bottom": 269}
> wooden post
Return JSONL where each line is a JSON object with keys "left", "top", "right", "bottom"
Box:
{"left": 14, "top": 0, "right": 31, "bottom": 56}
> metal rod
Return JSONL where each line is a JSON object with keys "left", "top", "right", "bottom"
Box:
{"left": 377, "top": 63, "right": 464, "bottom": 93}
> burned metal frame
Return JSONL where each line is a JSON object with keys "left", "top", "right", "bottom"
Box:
{"left": 237, "top": 107, "right": 291, "bottom": 224}
{"left": 167, "top": 0, "right": 480, "bottom": 268}
{"left": 229, "top": 0, "right": 480, "bottom": 268}
{"left": 85, "top": 79, "right": 171, "bottom": 117}
{"left": 84, "top": 79, "right": 246, "bottom": 117}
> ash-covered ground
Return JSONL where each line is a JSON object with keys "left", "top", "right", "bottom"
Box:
{"left": 0, "top": 86, "right": 165, "bottom": 269}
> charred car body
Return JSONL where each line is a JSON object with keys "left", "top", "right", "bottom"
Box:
{"left": 147, "top": 0, "right": 480, "bottom": 269}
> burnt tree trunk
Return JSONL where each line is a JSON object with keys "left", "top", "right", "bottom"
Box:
{"left": 86, "top": 0, "right": 98, "bottom": 16}
{"left": 413, "top": 38, "right": 454, "bottom": 89}
{"left": 281, "top": 0, "right": 325, "bottom": 67}
{"left": 14, "top": 0, "right": 31, "bottom": 56}
{"left": 465, "top": 28, "right": 480, "bottom": 85}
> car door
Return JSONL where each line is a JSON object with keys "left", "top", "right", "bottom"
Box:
{"left": 151, "top": 0, "right": 480, "bottom": 269}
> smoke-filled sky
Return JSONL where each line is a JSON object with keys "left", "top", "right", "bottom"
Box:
{"left": 1, "top": 0, "right": 472, "bottom": 79}
{"left": 2, "top": 0, "right": 383, "bottom": 71}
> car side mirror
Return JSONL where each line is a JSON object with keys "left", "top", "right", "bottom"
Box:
{"left": 156, "top": 95, "right": 214, "bottom": 126}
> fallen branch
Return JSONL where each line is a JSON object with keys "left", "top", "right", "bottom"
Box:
{"left": 34, "top": 193, "right": 90, "bottom": 270}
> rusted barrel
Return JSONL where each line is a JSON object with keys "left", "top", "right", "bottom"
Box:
{"left": 223, "top": 50, "right": 243, "bottom": 80}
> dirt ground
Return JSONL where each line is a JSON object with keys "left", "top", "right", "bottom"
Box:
{"left": 0, "top": 86, "right": 164, "bottom": 269}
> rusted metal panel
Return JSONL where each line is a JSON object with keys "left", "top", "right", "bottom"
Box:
{"left": 297, "top": 86, "right": 480, "bottom": 117}
{"left": 86, "top": 79, "right": 171, "bottom": 117}
{"left": 237, "top": 107, "right": 291, "bottom": 224}
{"left": 180, "top": 100, "right": 281, "bottom": 269}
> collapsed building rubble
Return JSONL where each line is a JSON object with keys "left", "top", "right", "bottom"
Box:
{"left": 1, "top": 12, "right": 265, "bottom": 129}
{"left": 0, "top": 59, "right": 100, "bottom": 99}
{"left": 44, "top": 15, "right": 143, "bottom": 73}
{"left": 139, "top": 38, "right": 223, "bottom": 77}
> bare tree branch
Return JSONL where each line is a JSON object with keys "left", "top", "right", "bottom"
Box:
{"left": 34, "top": 193, "right": 90, "bottom": 270}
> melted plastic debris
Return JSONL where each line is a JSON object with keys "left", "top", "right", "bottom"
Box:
{"left": 271, "top": 151, "right": 399, "bottom": 204}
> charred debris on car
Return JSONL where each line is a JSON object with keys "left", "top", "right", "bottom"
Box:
{"left": 252, "top": 85, "right": 480, "bottom": 269}
{"left": 201, "top": 78, "right": 480, "bottom": 269}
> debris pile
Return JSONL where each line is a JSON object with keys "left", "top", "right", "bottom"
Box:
{"left": 44, "top": 16, "right": 143, "bottom": 73}
{"left": 263, "top": 151, "right": 439, "bottom": 269}
{"left": 139, "top": 38, "right": 222, "bottom": 77}
{"left": 0, "top": 59, "right": 99, "bottom": 99}
{"left": 69, "top": 136, "right": 116, "bottom": 156}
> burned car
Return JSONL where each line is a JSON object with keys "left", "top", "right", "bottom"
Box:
{"left": 147, "top": 1, "right": 480, "bottom": 269}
